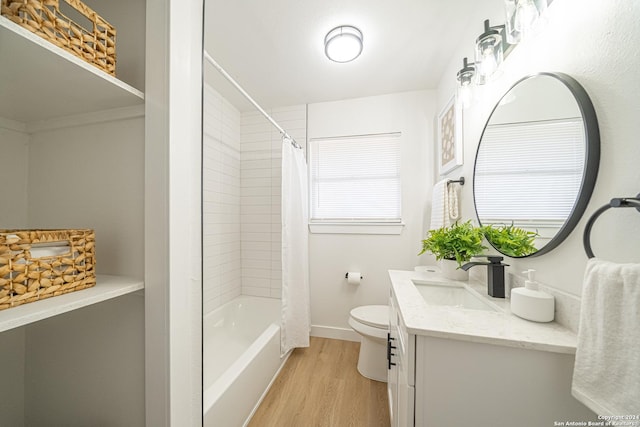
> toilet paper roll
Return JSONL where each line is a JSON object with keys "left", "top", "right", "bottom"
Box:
{"left": 347, "top": 272, "right": 361, "bottom": 285}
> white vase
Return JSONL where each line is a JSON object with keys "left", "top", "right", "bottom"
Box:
{"left": 438, "top": 259, "right": 469, "bottom": 281}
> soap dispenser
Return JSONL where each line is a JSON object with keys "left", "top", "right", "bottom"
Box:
{"left": 510, "top": 269, "right": 554, "bottom": 322}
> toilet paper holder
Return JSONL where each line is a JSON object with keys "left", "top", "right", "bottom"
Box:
{"left": 345, "top": 272, "right": 363, "bottom": 279}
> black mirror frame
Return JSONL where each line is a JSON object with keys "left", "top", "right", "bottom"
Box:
{"left": 472, "top": 72, "right": 600, "bottom": 258}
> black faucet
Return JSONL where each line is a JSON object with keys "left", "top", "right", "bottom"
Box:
{"left": 461, "top": 256, "right": 509, "bottom": 298}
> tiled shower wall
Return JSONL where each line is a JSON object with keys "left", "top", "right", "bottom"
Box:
{"left": 203, "top": 84, "right": 242, "bottom": 315}
{"left": 240, "top": 106, "right": 307, "bottom": 299}
{"left": 203, "top": 84, "right": 306, "bottom": 314}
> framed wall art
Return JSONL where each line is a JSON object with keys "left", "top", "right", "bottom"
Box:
{"left": 437, "top": 94, "right": 463, "bottom": 175}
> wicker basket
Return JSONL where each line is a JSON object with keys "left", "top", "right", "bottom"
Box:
{"left": 1, "top": 0, "right": 116, "bottom": 75}
{"left": 0, "top": 229, "right": 96, "bottom": 310}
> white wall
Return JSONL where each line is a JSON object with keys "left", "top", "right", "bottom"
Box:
{"left": 25, "top": 294, "right": 145, "bottom": 427}
{"left": 307, "top": 91, "right": 435, "bottom": 338}
{"left": 0, "top": 327, "right": 25, "bottom": 426}
{"left": 22, "top": 117, "right": 146, "bottom": 426}
{"left": 240, "top": 105, "right": 306, "bottom": 299}
{"left": 82, "top": 0, "right": 146, "bottom": 91}
{"left": 203, "top": 83, "right": 242, "bottom": 314}
{"left": 0, "top": 115, "right": 145, "bottom": 426}
{"left": 0, "top": 126, "right": 29, "bottom": 228}
{"left": 27, "top": 118, "right": 145, "bottom": 279}
{"left": 436, "top": 0, "right": 640, "bottom": 296}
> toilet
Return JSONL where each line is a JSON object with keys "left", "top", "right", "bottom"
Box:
{"left": 348, "top": 305, "right": 389, "bottom": 382}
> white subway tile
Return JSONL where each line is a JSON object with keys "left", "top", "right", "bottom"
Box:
{"left": 241, "top": 177, "right": 271, "bottom": 188}
{"left": 242, "top": 259, "right": 271, "bottom": 270}
{"left": 241, "top": 204, "right": 272, "bottom": 215}
{"left": 242, "top": 159, "right": 271, "bottom": 171}
{"left": 241, "top": 186, "right": 271, "bottom": 197}
{"left": 242, "top": 286, "right": 271, "bottom": 298}
{"left": 269, "top": 289, "right": 281, "bottom": 299}
{"left": 241, "top": 141, "right": 271, "bottom": 152}
{"left": 241, "top": 214, "right": 271, "bottom": 224}
{"left": 241, "top": 150, "right": 272, "bottom": 161}
{"left": 242, "top": 268, "right": 271, "bottom": 279}
{"left": 241, "top": 223, "right": 270, "bottom": 233}
{"left": 242, "top": 249, "right": 272, "bottom": 261}
{"left": 242, "top": 168, "right": 273, "bottom": 179}
{"left": 242, "top": 277, "right": 270, "bottom": 288}
{"left": 241, "top": 195, "right": 271, "bottom": 206}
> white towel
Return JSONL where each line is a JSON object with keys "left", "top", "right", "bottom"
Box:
{"left": 572, "top": 258, "right": 640, "bottom": 415}
{"left": 430, "top": 180, "right": 461, "bottom": 230}
{"left": 430, "top": 179, "right": 449, "bottom": 230}
{"left": 448, "top": 184, "right": 460, "bottom": 221}
{"left": 30, "top": 245, "right": 70, "bottom": 259}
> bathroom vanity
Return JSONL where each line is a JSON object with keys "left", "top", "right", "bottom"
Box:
{"left": 387, "top": 269, "right": 596, "bottom": 427}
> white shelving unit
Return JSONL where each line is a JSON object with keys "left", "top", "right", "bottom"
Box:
{"left": 0, "top": 16, "right": 144, "bottom": 123}
{"left": 0, "top": 4, "right": 147, "bottom": 425}
{"left": 0, "top": 13, "right": 146, "bottom": 329}
{"left": 0, "top": 275, "right": 144, "bottom": 333}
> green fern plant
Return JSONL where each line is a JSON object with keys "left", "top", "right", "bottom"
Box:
{"left": 481, "top": 224, "right": 538, "bottom": 257}
{"left": 419, "top": 220, "right": 487, "bottom": 267}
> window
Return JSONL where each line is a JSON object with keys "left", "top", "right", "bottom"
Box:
{"left": 309, "top": 133, "right": 402, "bottom": 234}
{"left": 475, "top": 118, "right": 585, "bottom": 228}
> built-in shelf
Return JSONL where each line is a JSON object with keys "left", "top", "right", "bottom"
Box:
{"left": 0, "top": 275, "right": 144, "bottom": 333}
{"left": 0, "top": 16, "right": 144, "bottom": 124}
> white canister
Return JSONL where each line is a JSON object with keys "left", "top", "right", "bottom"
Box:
{"left": 510, "top": 269, "right": 554, "bottom": 322}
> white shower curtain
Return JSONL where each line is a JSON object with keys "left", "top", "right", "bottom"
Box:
{"left": 281, "top": 136, "right": 310, "bottom": 355}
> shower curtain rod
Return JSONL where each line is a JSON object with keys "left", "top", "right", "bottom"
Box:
{"left": 204, "top": 50, "right": 302, "bottom": 150}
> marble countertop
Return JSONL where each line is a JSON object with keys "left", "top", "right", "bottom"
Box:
{"left": 389, "top": 269, "right": 578, "bottom": 354}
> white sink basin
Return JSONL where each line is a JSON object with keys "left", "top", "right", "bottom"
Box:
{"left": 412, "top": 280, "right": 500, "bottom": 312}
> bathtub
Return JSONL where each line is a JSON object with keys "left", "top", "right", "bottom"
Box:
{"left": 203, "top": 295, "right": 287, "bottom": 427}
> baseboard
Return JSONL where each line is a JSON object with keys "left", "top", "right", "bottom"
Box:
{"left": 311, "top": 325, "right": 360, "bottom": 342}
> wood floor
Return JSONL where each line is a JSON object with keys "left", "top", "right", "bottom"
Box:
{"left": 248, "top": 337, "right": 390, "bottom": 427}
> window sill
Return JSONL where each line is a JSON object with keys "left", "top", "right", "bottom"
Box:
{"left": 308, "top": 223, "right": 405, "bottom": 235}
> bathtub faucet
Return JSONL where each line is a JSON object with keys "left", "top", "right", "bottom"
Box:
{"left": 461, "top": 256, "right": 508, "bottom": 298}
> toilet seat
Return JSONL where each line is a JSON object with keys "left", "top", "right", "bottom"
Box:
{"left": 350, "top": 305, "right": 389, "bottom": 329}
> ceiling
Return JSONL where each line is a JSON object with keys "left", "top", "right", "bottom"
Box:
{"left": 204, "top": 1, "right": 484, "bottom": 111}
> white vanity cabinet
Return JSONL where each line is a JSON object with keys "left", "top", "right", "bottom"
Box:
{"left": 388, "top": 293, "right": 415, "bottom": 427}
{"left": 388, "top": 285, "right": 596, "bottom": 427}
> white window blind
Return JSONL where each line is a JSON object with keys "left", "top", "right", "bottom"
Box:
{"left": 309, "top": 133, "right": 401, "bottom": 223}
{"left": 475, "top": 118, "right": 585, "bottom": 224}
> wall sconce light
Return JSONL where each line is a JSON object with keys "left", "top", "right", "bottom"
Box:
{"left": 456, "top": 57, "right": 476, "bottom": 86}
{"left": 505, "top": 0, "right": 542, "bottom": 44}
{"left": 453, "top": 1, "right": 548, "bottom": 108}
{"left": 324, "top": 25, "right": 363, "bottom": 63}
{"left": 456, "top": 57, "right": 476, "bottom": 109}
{"left": 475, "top": 19, "right": 505, "bottom": 84}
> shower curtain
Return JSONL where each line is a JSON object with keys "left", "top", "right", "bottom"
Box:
{"left": 281, "top": 136, "right": 310, "bottom": 355}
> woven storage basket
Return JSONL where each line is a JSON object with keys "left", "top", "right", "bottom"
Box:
{"left": 0, "top": 229, "right": 96, "bottom": 310}
{"left": 1, "top": 0, "right": 116, "bottom": 75}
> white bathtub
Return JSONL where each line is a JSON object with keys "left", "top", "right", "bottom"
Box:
{"left": 203, "top": 295, "right": 286, "bottom": 427}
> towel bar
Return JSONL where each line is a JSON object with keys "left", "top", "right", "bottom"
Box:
{"left": 447, "top": 177, "right": 465, "bottom": 186}
{"left": 583, "top": 194, "right": 640, "bottom": 258}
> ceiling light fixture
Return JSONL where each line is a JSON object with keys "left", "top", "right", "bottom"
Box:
{"left": 324, "top": 25, "right": 363, "bottom": 63}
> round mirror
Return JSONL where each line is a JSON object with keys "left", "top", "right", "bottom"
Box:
{"left": 473, "top": 72, "right": 600, "bottom": 258}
